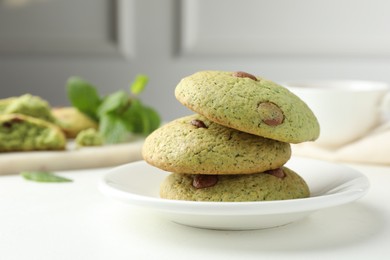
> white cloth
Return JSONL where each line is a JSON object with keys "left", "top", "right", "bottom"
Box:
{"left": 292, "top": 121, "right": 390, "bottom": 165}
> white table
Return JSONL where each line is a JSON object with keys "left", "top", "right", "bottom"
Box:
{"left": 1, "top": 159, "right": 389, "bottom": 260}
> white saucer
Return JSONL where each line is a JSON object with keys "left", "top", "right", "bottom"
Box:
{"left": 99, "top": 157, "right": 369, "bottom": 230}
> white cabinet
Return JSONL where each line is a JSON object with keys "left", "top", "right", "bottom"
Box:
{"left": 1, "top": 0, "right": 390, "bottom": 120}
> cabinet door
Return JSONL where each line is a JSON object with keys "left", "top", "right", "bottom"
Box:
{"left": 1, "top": 0, "right": 390, "bottom": 120}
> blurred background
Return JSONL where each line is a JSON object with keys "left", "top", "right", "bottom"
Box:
{"left": 1, "top": 0, "right": 390, "bottom": 121}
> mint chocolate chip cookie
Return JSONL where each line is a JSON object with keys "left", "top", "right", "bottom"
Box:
{"left": 142, "top": 114, "right": 291, "bottom": 175}
{"left": 52, "top": 107, "right": 98, "bottom": 138}
{"left": 175, "top": 71, "right": 320, "bottom": 143}
{"left": 160, "top": 167, "right": 310, "bottom": 202}
{"left": 0, "top": 114, "right": 66, "bottom": 152}
{"left": 0, "top": 94, "right": 55, "bottom": 122}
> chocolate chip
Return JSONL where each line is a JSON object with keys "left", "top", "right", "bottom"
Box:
{"left": 191, "top": 119, "right": 207, "bottom": 128}
{"left": 232, "top": 71, "right": 258, "bottom": 81}
{"left": 2, "top": 122, "right": 12, "bottom": 128}
{"left": 2, "top": 117, "right": 23, "bottom": 128}
{"left": 257, "top": 102, "right": 284, "bottom": 126}
{"left": 192, "top": 175, "right": 219, "bottom": 189}
{"left": 265, "top": 168, "right": 285, "bottom": 179}
{"left": 11, "top": 117, "right": 23, "bottom": 123}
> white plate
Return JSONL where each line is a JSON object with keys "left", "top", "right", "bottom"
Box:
{"left": 99, "top": 157, "right": 369, "bottom": 230}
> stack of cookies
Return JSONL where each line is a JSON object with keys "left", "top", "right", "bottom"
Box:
{"left": 142, "top": 71, "right": 320, "bottom": 202}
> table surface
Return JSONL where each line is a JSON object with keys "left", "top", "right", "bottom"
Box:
{"left": 1, "top": 157, "right": 389, "bottom": 260}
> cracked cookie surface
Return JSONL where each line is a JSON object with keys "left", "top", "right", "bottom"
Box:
{"left": 175, "top": 70, "right": 320, "bottom": 143}
{"left": 142, "top": 114, "right": 291, "bottom": 175}
{"left": 160, "top": 166, "right": 310, "bottom": 202}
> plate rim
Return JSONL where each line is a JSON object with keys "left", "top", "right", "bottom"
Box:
{"left": 99, "top": 157, "right": 370, "bottom": 216}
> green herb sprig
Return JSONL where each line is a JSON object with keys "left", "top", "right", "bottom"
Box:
{"left": 66, "top": 74, "right": 160, "bottom": 144}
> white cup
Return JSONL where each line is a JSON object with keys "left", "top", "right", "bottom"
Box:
{"left": 281, "top": 80, "right": 390, "bottom": 148}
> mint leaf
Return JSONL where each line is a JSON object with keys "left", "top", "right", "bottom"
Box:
{"left": 97, "top": 90, "right": 129, "bottom": 117}
{"left": 66, "top": 77, "right": 101, "bottom": 121}
{"left": 142, "top": 106, "right": 161, "bottom": 134}
{"left": 130, "top": 74, "right": 148, "bottom": 95}
{"left": 123, "top": 99, "right": 160, "bottom": 135}
{"left": 21, "top": 171, "right": 73, "bottom": 183}
{"left": 65, "top": 74, "right": 160, "bottom": 144}
{"left": 99, "top": 113, "right": 129, "bottom": 144}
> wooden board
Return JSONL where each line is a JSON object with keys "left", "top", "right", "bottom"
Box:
{"left": 0, "top": 139, "right": 144, "bottom": 175}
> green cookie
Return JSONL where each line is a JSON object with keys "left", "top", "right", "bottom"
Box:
{"left": 142, "top": 114, "right": 291, "bottom": 175}
{"left": 0, "top": 113, "right": 66, "bottom": 152}
{"left": 175, "top": 71, "right": 320, "bottom": 143}
{"left": 0, "top": 94, "right": 55, "bottom": 122}
{"left": 160, "top": 167, "right": 310, "bottom": 202}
